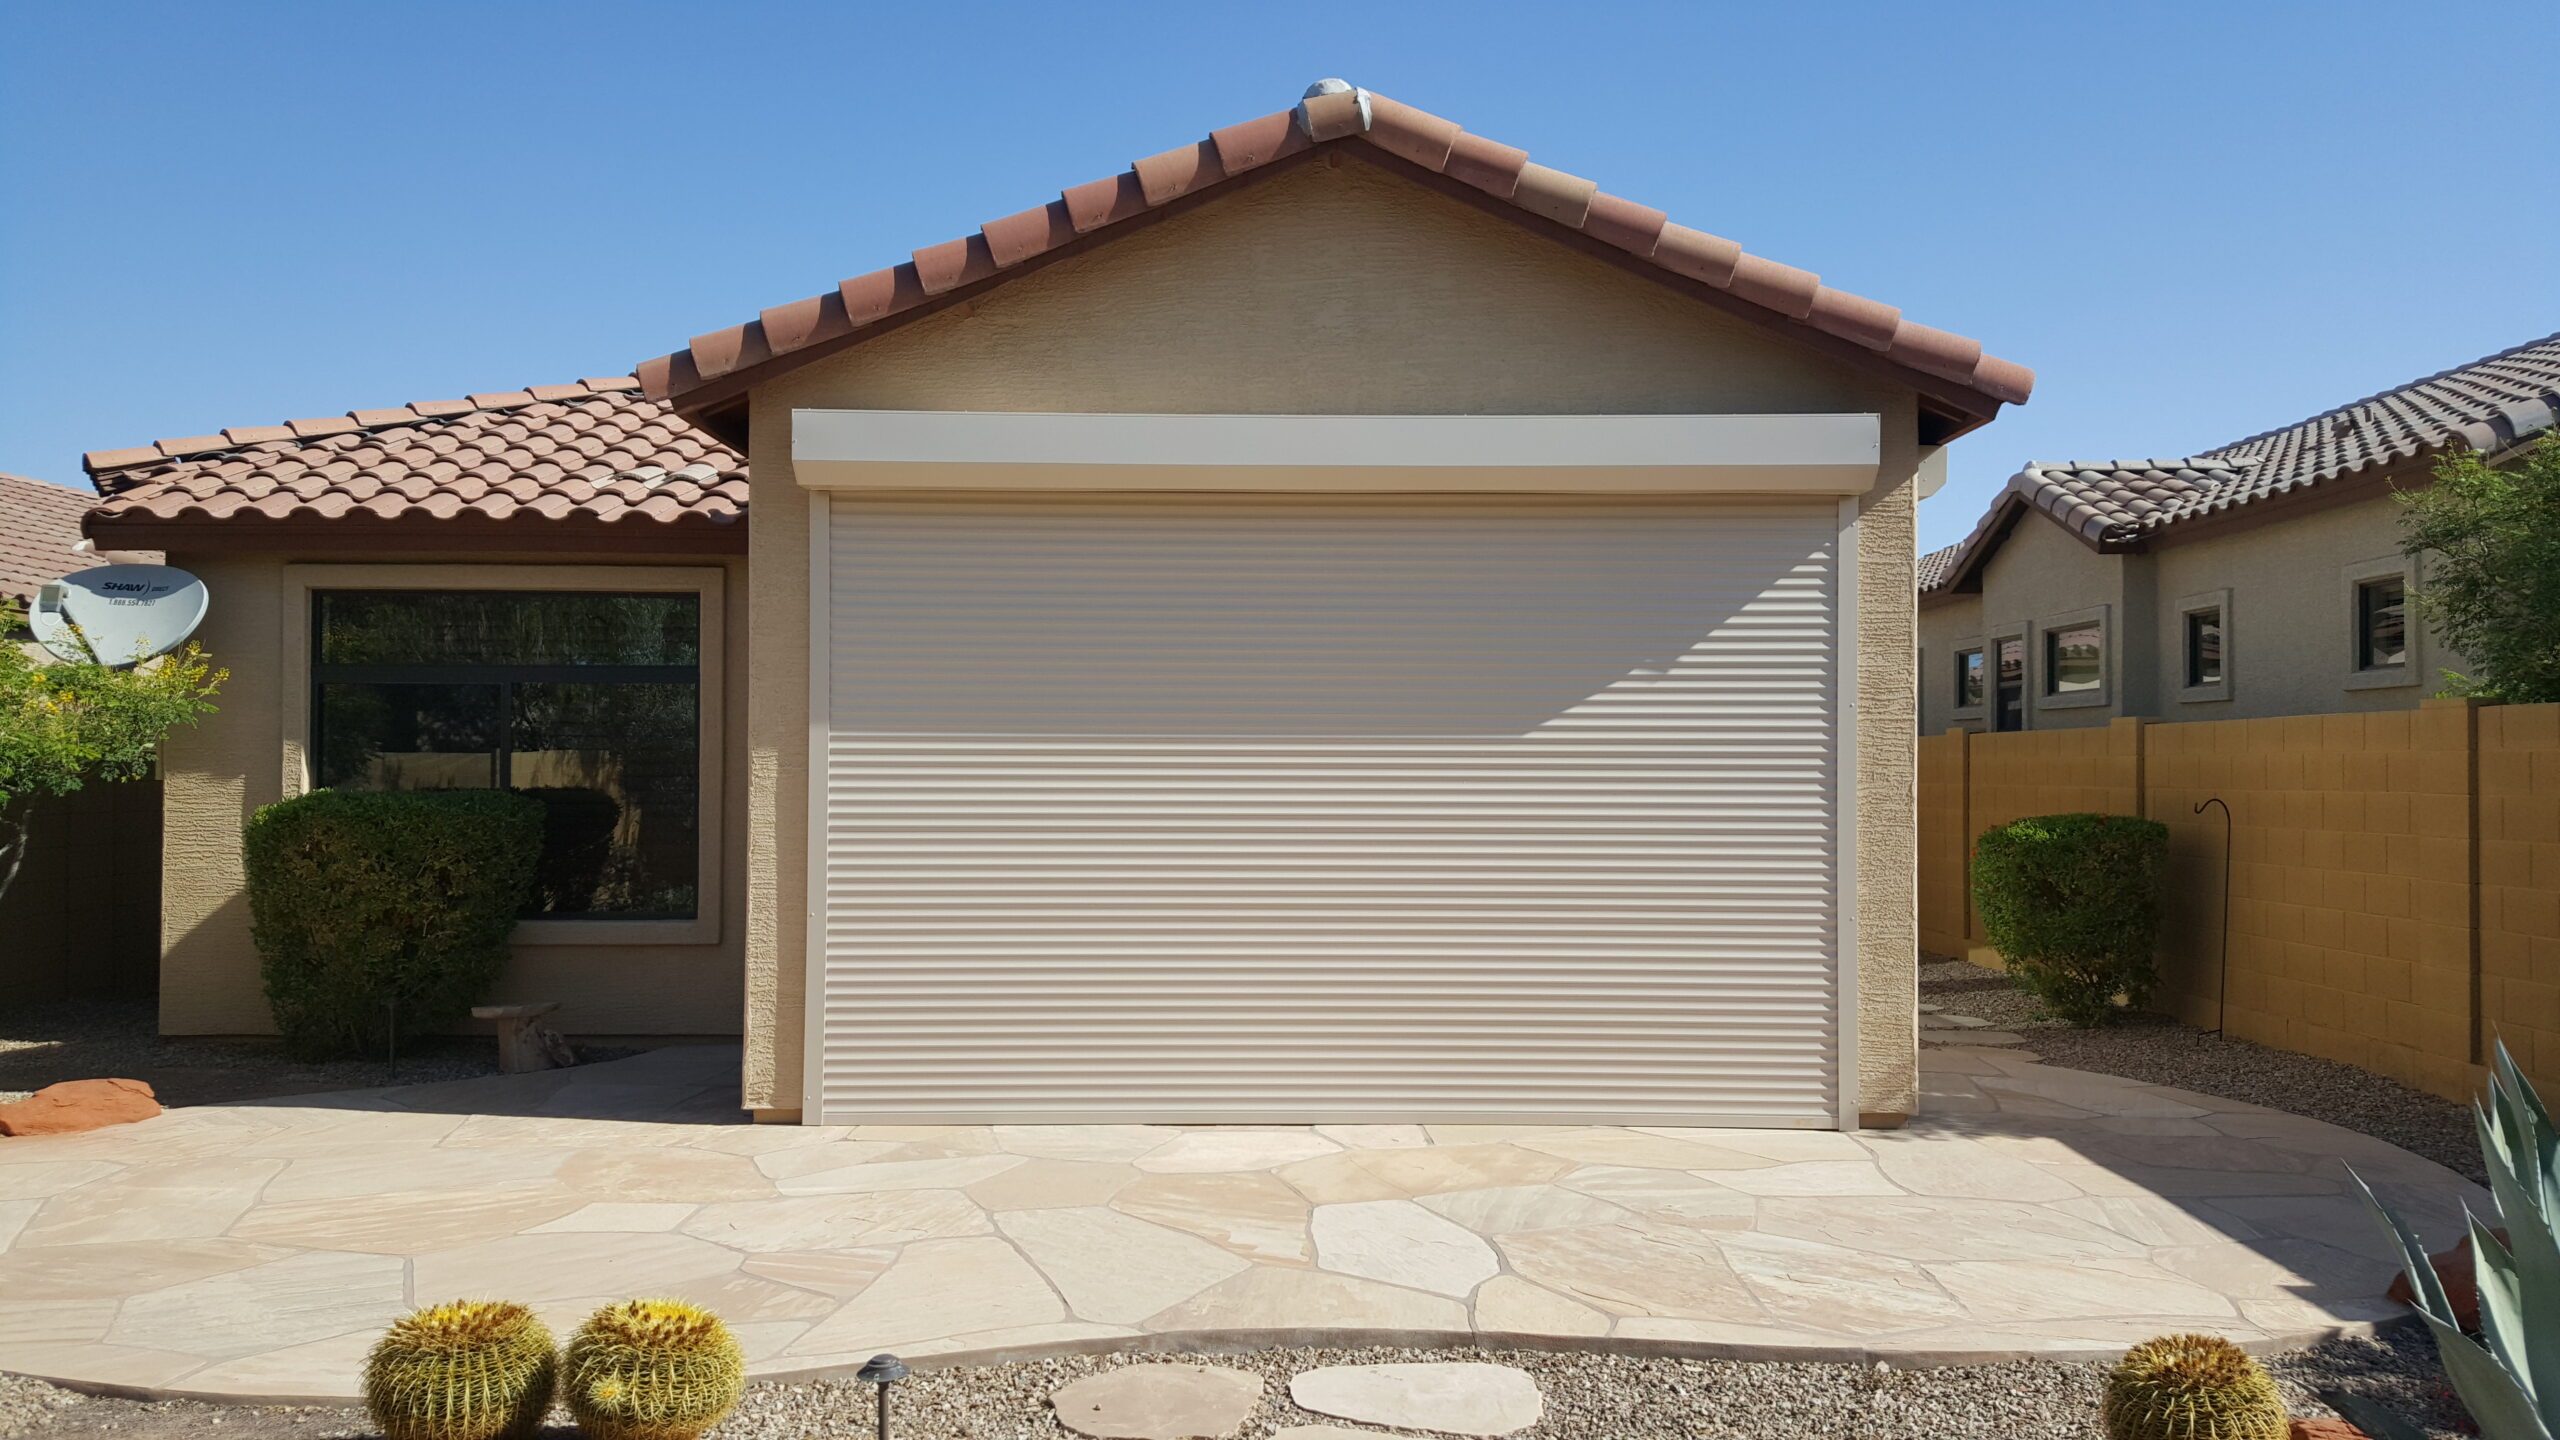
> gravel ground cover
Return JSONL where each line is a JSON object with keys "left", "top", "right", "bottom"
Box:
{"left": 1920, "top": 955, "right": 2486, "bottom": 1186}
{"left": 0, "top": 999, "right": 633, "bottom": 1108}
{"left": 0, "top": 1328, "right": 2467, "bottom": 1439}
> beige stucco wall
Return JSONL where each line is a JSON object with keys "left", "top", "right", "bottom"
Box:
{"left": 741, "top": 157, "right": 1931, "bottom": 1120}
{"left": 156, "top": 551, "right": 749, "bottom": 1039}
{"left": 2149, "top": 494, "right": 2460, "bottom": 721}
{"left": 1920, "top": 516, "right": 2134, "bottom": 734}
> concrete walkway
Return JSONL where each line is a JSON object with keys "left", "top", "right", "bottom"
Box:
{"left": 0, "top": 1042, "right": 2479, "bottom": 1403}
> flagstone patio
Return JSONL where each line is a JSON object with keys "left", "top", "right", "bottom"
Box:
{"left": 0, "top": 1042, "right": 2481, "bottom": 1404}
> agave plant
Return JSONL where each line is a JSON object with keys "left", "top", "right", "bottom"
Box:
{"left": 2329, "top": 1041, "right": 2556, "bottom": 1440}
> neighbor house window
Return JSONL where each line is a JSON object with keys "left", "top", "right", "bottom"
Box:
{"left": 2185, "top": 607, "right": 2223, "bottom": 687}
{"left": 2356, "top": 576, "right": 2407, "bottom": 671}
{"left": 1954, "top": 646, "right": 1985, "bottom": 710}
{"left": 310, "top": 591, "right": 702, "bottom": 920}
{"left": 2044, "top": 621, "right": 2103, "bottom": 696}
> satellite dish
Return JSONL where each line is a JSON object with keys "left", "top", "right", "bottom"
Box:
{"left": 29, "top": 564, "right": 209, "bottom": 667}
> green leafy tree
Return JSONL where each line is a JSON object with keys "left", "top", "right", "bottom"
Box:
{"left": 0, "top": 597, "right": 225, "bottom": 903}
{"left": 2400, "top": 433, "right": 2560, "bottom": 703}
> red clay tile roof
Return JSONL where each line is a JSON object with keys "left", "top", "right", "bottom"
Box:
{"left": 0, "top": 473, "right": 161, "bottom": 601}
{"left": 638, "top": 83, "right": 2034, "bottom": 432}
{"left": 83, "top": 379, "right": 747, "bottom": 551}
{"left": 1922, "top": 329, "right": 2560, "bottom": 597}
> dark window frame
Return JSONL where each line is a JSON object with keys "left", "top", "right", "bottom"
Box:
{"left": 308, "top": 589, "right": 703, "bottom": 922}
{"left": 1953, "top": 646, "right": 1986, "bottom": 711}
{"left": 2356, "top": 576, "right": 2408, "bottom": 672}
{"left": 2184, "top": 606, "right": 2224, "bottom": 688}
{"left": 2042, "top": 620, "right": 2104, "bottom": 697}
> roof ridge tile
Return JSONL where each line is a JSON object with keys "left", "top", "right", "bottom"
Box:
{"left": 85, "top": 377, "right": 651, "bottom": 477}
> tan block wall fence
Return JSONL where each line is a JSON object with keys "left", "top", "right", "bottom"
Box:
{"left": 1919, "top": 701, "right": 2560, "bottom": 1100}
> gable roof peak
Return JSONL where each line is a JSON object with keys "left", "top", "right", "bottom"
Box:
{"left": 637, "top": 85, "right": 2032, "bottom": 436}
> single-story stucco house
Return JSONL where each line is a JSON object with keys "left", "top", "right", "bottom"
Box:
{"left": 1918, "top": 329, "right": 2557, "bottom": 734}
{"left": 82, "top": 83, "right": 2030, "bottom": 1129}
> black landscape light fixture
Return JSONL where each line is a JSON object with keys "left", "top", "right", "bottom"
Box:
{"left": 855, "top": 1352, "right": 909, "bottom": 1439}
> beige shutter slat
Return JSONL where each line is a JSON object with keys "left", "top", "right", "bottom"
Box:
{"left": 816, "top": 495, "right": 1840, "bottom": 1126}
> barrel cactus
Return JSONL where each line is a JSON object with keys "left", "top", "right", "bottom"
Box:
{"left": 2103, "top": 1333, "right": 2286, "bottom": 1440}
{"left": 362, "top": 1299, "right": 556, "bottom": 1440}
{"left": 563, "top": 1299, "right": 746, "bottom": 1440}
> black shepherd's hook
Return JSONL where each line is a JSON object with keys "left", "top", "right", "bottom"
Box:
{"left": 2194, "top": 797, "right": 2233, "bottom": 1033}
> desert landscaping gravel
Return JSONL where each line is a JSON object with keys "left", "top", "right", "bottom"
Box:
{"left": 0, "top": 1328, "right": 2470, "bottom": 1439}
{"left": 1920, "top": 956, "right": 2486, "bottom": 1186}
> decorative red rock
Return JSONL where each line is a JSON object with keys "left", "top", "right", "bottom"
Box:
{"left": 2386, "top": 1230, "right": 2504, "bottom": 1333}
{"left": 0, "top": 1078, "right": 161, "bottom": 1137}
{"left": 2290, "top": 1418, "right": 2370, "bottom": 1440}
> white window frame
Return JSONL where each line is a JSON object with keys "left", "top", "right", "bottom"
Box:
{"left": 2341, "top": 554, "right": 2420, "bottom": 692}
{"left": 2175, "top": 587, "right": 2233, "bottom": 705}
{"left": 2034, "top": 604, "right": 2111, "bottom": 711}
{"left": 280, "top": 563, "right": 727, "bottom": 948}
{"left": 1947, "top": 637, "right": 1988, "bottom": 722}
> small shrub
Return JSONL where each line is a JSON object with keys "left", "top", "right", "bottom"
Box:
{"left": 244, "top": 788, "right": 542, "bottom": 1059}
{"left": 363, "top": 1300, "right": 556, "bottom": 1440}
{"left": 2103, "top": 1333, "right": 2285, "bottom": 1440}
{"left": 563, "top": 1299, "right": 745, "bottom": 1440}
{"left": 1971, "top": 811, "right": 2166, "bottom": 1026}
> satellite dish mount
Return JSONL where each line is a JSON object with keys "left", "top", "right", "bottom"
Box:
{"left": 29, "top": 565, "right": 210, "bottom": 668}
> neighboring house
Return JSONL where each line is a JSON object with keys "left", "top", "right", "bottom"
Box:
{"left": 1918, "top": 330, "right": 2559, "bottom": 734}
{"left": 0, "top": 472, "right": 164, "bottom": 999}
{"left": 0, "top": 470, "right": 157, "bottom": 605}
{"left": 83, "top": 83, "right": 2032, "bottom": 1129}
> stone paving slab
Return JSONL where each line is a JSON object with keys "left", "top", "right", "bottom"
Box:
{"left": 0, "top": 1042, "right": 2484, "bottom": 1402}
{"left": 1052, "top": 1363, "right": 1263, "bottom": 1439}
{"left": 1290, "top": 1361, "right": 1544, "bottom": 1435}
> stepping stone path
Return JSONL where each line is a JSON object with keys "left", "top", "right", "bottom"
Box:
{"left": 1288, "top": 1361, "right": 1545, "bottom": 1436}
{"left": 1052, "top": 1364, "right": 1264, "bottom": 1440}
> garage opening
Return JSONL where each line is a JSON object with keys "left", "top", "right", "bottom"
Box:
{"left": 806, "top": 490, "right": 1853, "bottom": 1127}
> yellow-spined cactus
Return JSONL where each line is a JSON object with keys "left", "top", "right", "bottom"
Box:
{"left": 562, "top": 1299, "right": 746, "bottom": 1440}
{"left": 2104, "top": 1333, "right": 2287, "bottom": 1440}
{"left": 362, "top": 1299, "right": 556, "bottom": 1440}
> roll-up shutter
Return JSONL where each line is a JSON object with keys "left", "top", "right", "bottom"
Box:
{"left": 813, "top": 494, "right": 1845, "bottom": 1126}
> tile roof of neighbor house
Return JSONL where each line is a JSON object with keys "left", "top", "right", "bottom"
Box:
{"left": 82, "top": 379, "right": 747, "bottom": 550}
{"left": 0, "top": 472, "right": 159, "bottom": 601}
{"left": 638, "top": 82, "right": 2034, "bottom": 433}
{"left": 1923, "top": 328, "right": 2560, "bottom": 596}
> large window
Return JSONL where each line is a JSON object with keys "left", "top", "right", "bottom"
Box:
{"left": 2357, "top": 576, "right": 2407, "bottom": 671}
{"left": 2043, "top": 621, "right": 2103, "bottom": 696}
{"left": 311, "top": 591, "right": 702, "bottom": 920}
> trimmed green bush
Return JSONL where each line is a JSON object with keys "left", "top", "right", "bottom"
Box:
{"left": 244, "top": 789, "right": 542, "bottom": 1059}
{"left": 1971, "top": 811, "right": 2167, "bottom": 1026}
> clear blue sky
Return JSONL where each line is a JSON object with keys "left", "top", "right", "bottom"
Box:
{"left": 5, "top": 2, "right": 2553, "bottom": 552}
